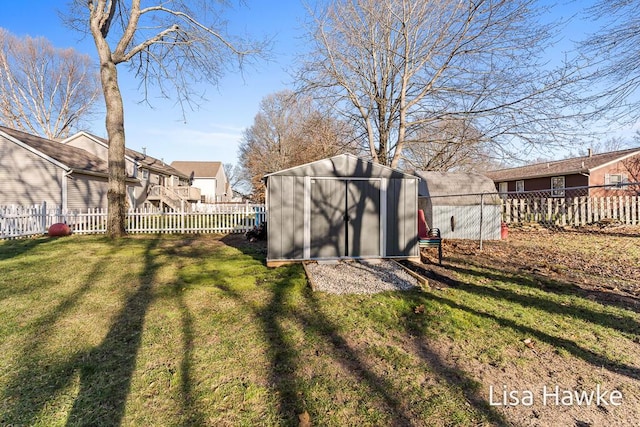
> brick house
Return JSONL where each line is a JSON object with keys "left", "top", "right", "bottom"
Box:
{"left": 485, "top": 147, "right": 640, "bottom": 197}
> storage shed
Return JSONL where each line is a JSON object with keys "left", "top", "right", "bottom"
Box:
{"left": 265, "top": 154, "right": 419, "bottom": 266}
{"left": 414, "top": 171, "right": 501, "bottom": 240}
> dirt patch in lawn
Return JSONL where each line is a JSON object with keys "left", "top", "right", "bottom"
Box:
{"left": 411, "top": 227, "right": 640, "bottom": 426}
{"left": 423, "top": 226, "right": 640, "bottom": 310}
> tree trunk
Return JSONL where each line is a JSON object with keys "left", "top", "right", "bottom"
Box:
{"left": 97, "top": 57, "right": 127, "bottom": 237}
{"left": 103, "top": 60, "right": 127, "bottom": 237}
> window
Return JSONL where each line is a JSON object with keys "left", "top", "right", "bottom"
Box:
{"left": 605, "top": 173, "right": 626, "bottom": 188}
{"left": 551, "top": 176, "right": 565, "bottom": 197}
{"left": 141, "top": 169, "right": 149, "bottom": 180}
{"left": 498, "top": 182, "right": 508, "bottom": 199}
{"left": 515, "top": 180, "right": 525, "bottom": 193}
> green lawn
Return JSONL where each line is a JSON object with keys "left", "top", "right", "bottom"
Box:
{"left": 1, "top": 233, "right": 638, "bottom": 426}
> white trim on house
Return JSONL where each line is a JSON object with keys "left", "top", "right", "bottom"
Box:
{"left": 590, "top": 150, "right": 640, "bottom": 172}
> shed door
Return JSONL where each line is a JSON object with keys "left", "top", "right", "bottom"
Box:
{"left": 310, "top": 179, "right": 380, "bottom": 258}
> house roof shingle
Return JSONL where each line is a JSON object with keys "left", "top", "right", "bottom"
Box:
{"left": 170, "top": 161, "right": 223, "bottom": 178}
{"left": 85, "top": 134, "right": 189, "bottom": 179}
{"left": 0, "top": 125, "right": 109, "bottom": 175}
{"left": 485, "top": 147, "right": 640, "bottom": 182}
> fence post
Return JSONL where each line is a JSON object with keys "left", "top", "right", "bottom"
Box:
{"left": 181, "top": 200, "right": 185, "bottom": 233}
{"left": 479, "top": 193, "right": 484, "bottom": 251}
{"left": 41, "top": 201, "right": 47, "bottom": 234}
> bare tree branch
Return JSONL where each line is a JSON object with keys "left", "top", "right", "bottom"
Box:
{"left": 239, "top": 90, "right": 358, "bottom": 201}
{"left": 66, "top": 0, "right": 268, "bottom": 236}
{"left": 0, "top": 28, "right": 100, "bottom": 139}
{"left": 297, "top": 0, "right": 593, "bottom": 168}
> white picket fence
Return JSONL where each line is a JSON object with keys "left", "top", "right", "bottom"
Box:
{"left": 0, "top": 203, "right": 266, "bottom": 239}
{"left": 502, "top": 195, "right": 640, "bottom": 226}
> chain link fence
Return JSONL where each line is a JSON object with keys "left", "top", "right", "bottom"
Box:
{"left": 422, "top": 182, "right": 640, "bottom": 248}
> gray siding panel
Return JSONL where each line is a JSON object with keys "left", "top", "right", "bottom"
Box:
{"left": 292, "top": 176, "right": 305, "bottom": 258}
{"left": 67, "top": 174, "right": 109, "bottom": 212}
{"left": 267, "top": 176, "right": 283, "bottom": 260}
{"left": 0, "top": 135, "right": 63, "bottom": 207}
{"left": 432, "top": 205, "right": 501, "bottom": 240}
{"left": 347, "top": 180, "right": 380, "bottom": 257}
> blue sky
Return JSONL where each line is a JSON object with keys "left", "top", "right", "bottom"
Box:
{"left": 1, "top": 0, "right": 309, "bottom": 166}
{"left": 2, "top": 1, "right": 632, "bottom": 167}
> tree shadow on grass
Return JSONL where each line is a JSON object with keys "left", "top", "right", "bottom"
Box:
{"left": 207, "top": 259, "right": 415, "bottom": 424}
{"left": 299, "top": 290, "right": 510, "bottom": 425}
{"left": 403, "top": 266, "right": 640, "bottom": 382}
{"left": 217, "top": 237, "right": 507, "bottom": 425}
{"left": 0, "top": 237, "right": 163, "bottom": 426}
{"left": 65, "top": 237, "right": 161, "bottom": 425}
{"left": 0, "top": 236, "right": 52, "bottom": 261}
{"left": 221, "top": 233, "right": 267, "bottom": 263}
{"left": 430, "top": 263, "right": 640, "bottom": 337}
{"left": 445, "top": 253, "right": 640, "bottom": 313}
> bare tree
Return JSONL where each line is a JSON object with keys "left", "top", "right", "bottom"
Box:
{"left": 401, "top": 118, "right": 498, "bottom": 172}
{"left": 0, "top": 28, "right": 100, "bottom": 139}
{"left": 297, "top": 0, "right": 589, "bottom": 168}
{"left": 578, "top": 0, "right": 640, "bottom": 122}
{"left": 239, "top": 90, "right": 356, "bottom": 201}
{"left": 223, "top": 163, "right": 251, "bottom": 196}
{"left": 67, "top": 1, "right": 266, "bottom": 237}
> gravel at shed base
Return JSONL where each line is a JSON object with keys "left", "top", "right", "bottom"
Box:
{"left": 305, "top": 260, "right": 418, "bottom": 294}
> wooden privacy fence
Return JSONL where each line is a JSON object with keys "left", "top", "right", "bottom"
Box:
{"left": 502, "top": 195, "right": 640, "bottom": 226}
{"left": 1, "top": 203, "right": 267, "bottom": 239}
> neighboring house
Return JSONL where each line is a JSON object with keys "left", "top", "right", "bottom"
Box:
{"left": 62, "top": 132, "right": 200, "bottom": 210}
{"left": 486, "top": 147, "right": 640, "bottom": 197}
{"left": 170, "top": 161, "right": 231, "bottom": 203}
{"left": 0, "top": 125, "right": 136, "bottom": 212}
{"left": 231, "top": 189, "right": 251, "bottom": 203}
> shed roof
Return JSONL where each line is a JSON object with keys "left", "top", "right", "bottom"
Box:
{"left": 414, "top": 171, "right": 500, "bottom": 205}
{"left": 264, "top": 154, "right": 417, "bottom": 180}
{"left": 485, "top": 147, "right": 640, "bottom": 182}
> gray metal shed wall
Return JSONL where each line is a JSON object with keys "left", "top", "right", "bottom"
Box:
{"left": 267, "top": 175, "right": 305, "bottom": 260}
{"left": 267, "top": 169, "right": 419, "bottom": 261}
{"left": 419, "top": 198, "right": 501, "bottom": 240}
{"left": 386, "top": 178, "right": 418, "bottom": 257}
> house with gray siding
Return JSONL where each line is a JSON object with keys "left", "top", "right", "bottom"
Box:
{"left": 0, "top": 125, "right": 134, "bottom": 212}
{"left": 62, "top": 132, "right": 200, "bottom": 210}
{"left": 264, "top": 154, "right": 419, "bottom": 267}
{"left": 170, "top": 161, "right": 231, "bottom": 203}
